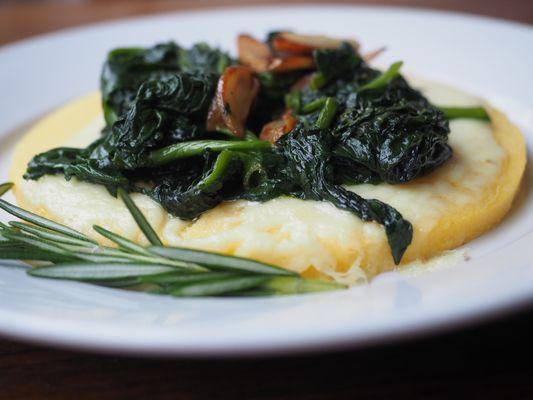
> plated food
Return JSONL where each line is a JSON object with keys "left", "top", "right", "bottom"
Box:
{"left": 1, "top": 31, "right": 526, "bottom": 296}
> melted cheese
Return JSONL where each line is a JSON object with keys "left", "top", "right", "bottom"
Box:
{"left": 9, "top": 79, "right": 526, "bottom": 283}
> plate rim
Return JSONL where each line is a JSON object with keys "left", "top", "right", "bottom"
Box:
{"left": 0, "top": 4, "right": 531, "bottom": 356}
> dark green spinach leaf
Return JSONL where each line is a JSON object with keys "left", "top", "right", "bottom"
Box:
{"left": 24, "top": 38, "right": 466, "bottom": 265}
{"left": 101, "top": 42, "right": 231, "bottom": 126}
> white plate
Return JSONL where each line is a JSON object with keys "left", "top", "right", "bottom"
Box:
{"left": 0, "top": 5, "right": 532, "bottom": 356}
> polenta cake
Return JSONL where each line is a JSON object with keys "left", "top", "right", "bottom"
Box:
{"left": 2, "top": 32, "right": 526, "bottom": 295}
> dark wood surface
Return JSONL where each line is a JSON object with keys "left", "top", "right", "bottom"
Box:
{"left": 1, "top": 0, "right": 532, "bottom": 46}
{"left": 1, "top": 308, "right": 533, "bottom": 399}
{"left": 1, "top": 1, "right": 532, "bottom": 399}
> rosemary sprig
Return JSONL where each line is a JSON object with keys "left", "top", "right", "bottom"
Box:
{"left": 149, "top": 246, "right": 295, "bottom": 276}
{"left": 0, "top": 197, "right": 96, "bottom": 244}
{"left": 0, "top": 182, "right": 346, "bottom": 297}
{"left": 0, "top": 241, "right": 76, "bottom": 263}
{"left": 9, "top": 221, "right": 95, "bottom": 247}
{"left": 28, "top": 263, "right": 177, "bottom": 280}
{"left": 169, "top": 275, "right": 270, "bottom": 297}
{"left": 0, "top": 182, "right": 13, "bottom": 197}
{"left": 117, "top": 188, "right": 163, "bottom": 246}
{"left": 93, "top": 224, "right": 152, "bottom": 255}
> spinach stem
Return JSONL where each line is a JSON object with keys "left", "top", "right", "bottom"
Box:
{"left": 244, "top": 130, "right": 259, "bottom": 141}
{"left": 284, "top": 91, "right": 301, "bottom": 113}
{"left": 439, "top": 106, "right": 490, "bottom": 121}
{"left": 197, "top": 150, "right": 234, "bottom": 190}
{"left": 310, "top": 73, "right": 328, "bottom": 90}
{"left": 358, "top": 61, "right": 403, "bottom": 92}
{"left": 315, "top": 98, "right": 338, "bottom": 129}
{"left": 147, "top": 140, "right": 271, "bottom": 166}
{"left": 301, "top": 97, "right": 327, "bottom": 114}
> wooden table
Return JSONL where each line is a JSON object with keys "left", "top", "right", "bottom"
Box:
{"left": 1, "top": 309, "right": 533, "bottom": 399}
{"left": 1, "top": 1, "right": 532, "bottom": 398}
{"left": 1, "top": 0, "right": 532, "bottom": 46}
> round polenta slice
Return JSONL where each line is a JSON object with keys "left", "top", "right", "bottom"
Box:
{"left": 9, "top": 78, "right": 526, "bottom": 284}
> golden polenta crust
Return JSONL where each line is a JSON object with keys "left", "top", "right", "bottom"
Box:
{"left": 393, "top": 107, "right": 526, "bottom": 272}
